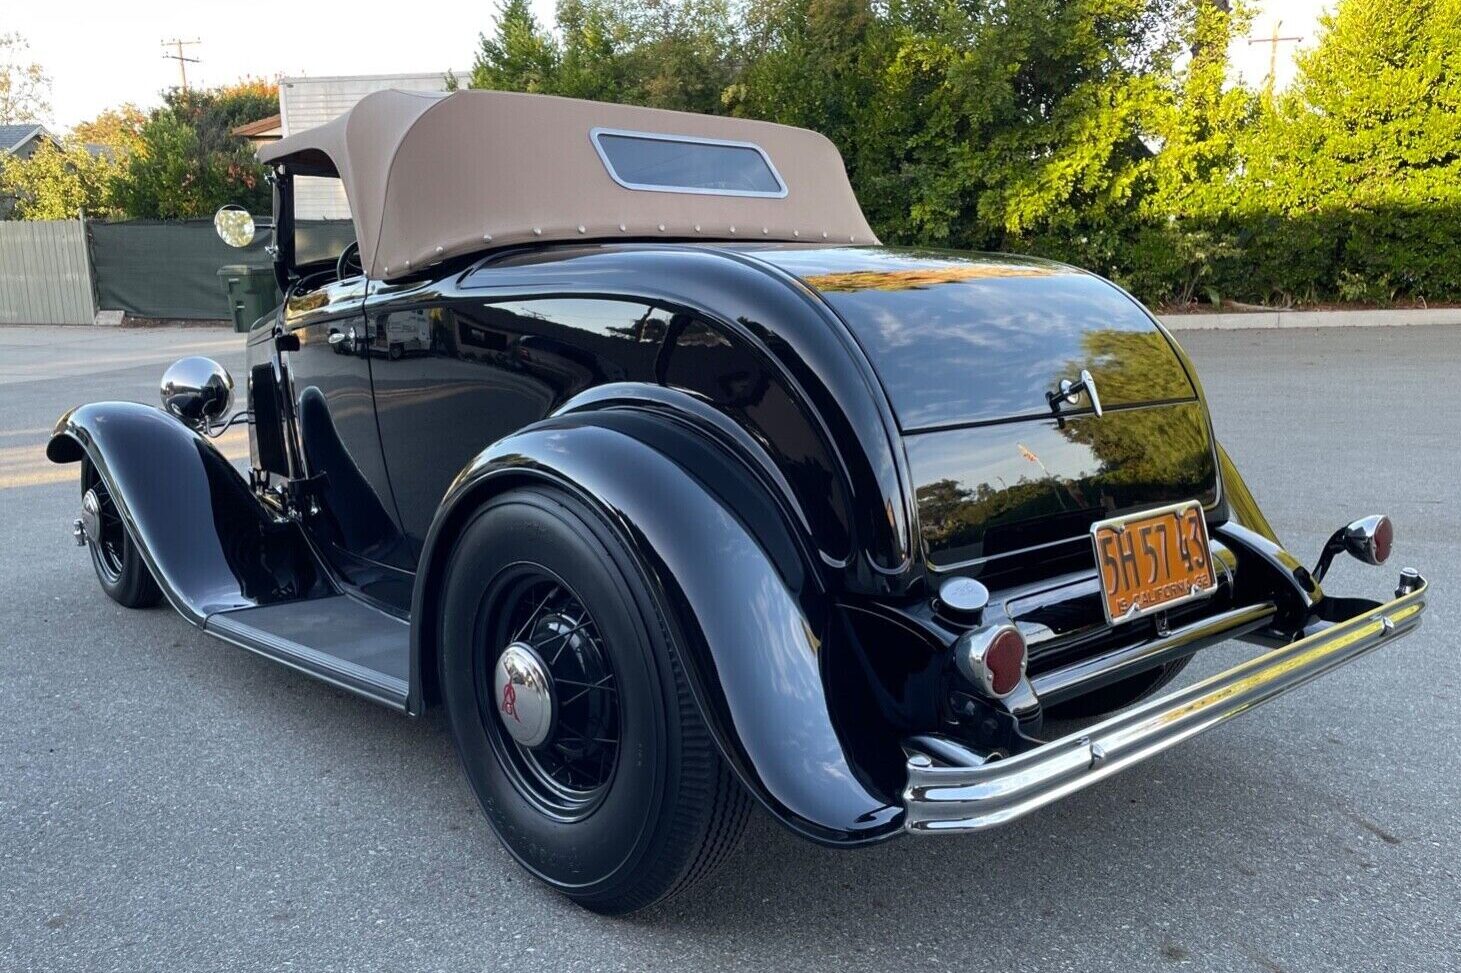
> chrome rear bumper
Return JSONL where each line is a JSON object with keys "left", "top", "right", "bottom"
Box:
{"left": 903, "top": 571, "right": 1427, "bottom": 834}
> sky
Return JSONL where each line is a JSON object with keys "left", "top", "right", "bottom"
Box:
{"left": 1228, "top": 0, "right": 1333, "bottom": 91}
{"left": 14, "top": 0, "right": 1329, "bottom": 131}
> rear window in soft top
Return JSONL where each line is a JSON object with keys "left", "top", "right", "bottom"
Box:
{"left": 591, "top": 129, "right": 786, "bottom": 198}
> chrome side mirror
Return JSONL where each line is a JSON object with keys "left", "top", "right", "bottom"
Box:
{"left": 214, "top": 204, "right": 256, "bottom": 248}
{"left": 161, "top": 357, "right": 235, "bottom": 432}
{"left": 1313, "top": 514, "right": 1393, "bottom": 582}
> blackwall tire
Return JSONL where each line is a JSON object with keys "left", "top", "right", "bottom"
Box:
{"left": 439, "top": 485, "right": 751, "bottom": 915}
{"left": 81, "top": 459, "right": 162, "bottom": 610}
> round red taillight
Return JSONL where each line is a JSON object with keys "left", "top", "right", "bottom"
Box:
{"left": 986, "top": 628, "right": 1027, "bottom": 696}
{"left": 957, "top": 624, "right": 1028, "bottom": 699}
{"left": 1372, "top": 515, "right": 1393, "bottom": 564}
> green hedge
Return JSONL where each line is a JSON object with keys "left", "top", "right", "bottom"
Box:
{"left": 1017, "top": 205, "right": 1461, "bottom": 308}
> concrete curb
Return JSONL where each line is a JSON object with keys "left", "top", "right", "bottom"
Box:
{"left": 1159, "top": 307, "right": 1461, "bottom": 331}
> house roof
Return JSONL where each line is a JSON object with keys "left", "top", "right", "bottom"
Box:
{"left": 258, "top": 89, "right": 876, "bottom": 281}
{"left": 0, "top": 123, "right": 54, "bottom": 155}
{"left": 232, "top": 114, "right": 283, "bottom": 139}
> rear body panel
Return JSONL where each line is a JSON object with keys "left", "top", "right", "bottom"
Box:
{"left": 747, "top": 246, "right": 1220, "bottom": 577}
{"left": 905, "top": 403, "right": 1217, "bottom": 570}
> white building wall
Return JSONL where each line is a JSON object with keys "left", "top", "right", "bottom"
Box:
{"left": 279, "top": 73, "right": 456, "bottom": 220}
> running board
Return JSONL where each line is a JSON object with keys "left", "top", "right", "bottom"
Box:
{"left": 204, "top": 596, "right": 410, "bottom": 711}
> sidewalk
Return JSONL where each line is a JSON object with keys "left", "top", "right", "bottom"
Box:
{"left": 1159, "top": 306, "right": 1461, "bottom": 331}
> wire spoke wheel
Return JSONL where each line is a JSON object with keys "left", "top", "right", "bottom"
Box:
{"left": 477, "top": 567, "right": 621, "bottom": 821}
{"left": 440, "top": 487, "right": 751, "bottom": 913}
{"left": 84, "top": 478, "right": 126, "bottom": 584}
{"left": 77, "top": 458, "right": 161, "bottom": 610}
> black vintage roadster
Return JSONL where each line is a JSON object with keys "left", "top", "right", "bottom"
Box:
{"left": 50, "top": 90, "right": 1427, "bottom": 914}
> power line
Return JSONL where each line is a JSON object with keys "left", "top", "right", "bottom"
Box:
{"left": 161, "top": 38, "right": 201, "bottom": 92}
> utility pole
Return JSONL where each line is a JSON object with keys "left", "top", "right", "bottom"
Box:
{"left": 1246, "top": 20, "right": 1303, "bottom": 91}
{"left": 160, "top": 38, "right": 201, "bottom": 91}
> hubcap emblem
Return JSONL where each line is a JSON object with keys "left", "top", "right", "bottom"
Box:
{"left": 493, "top": 642, "right": 555, "bottom": 748}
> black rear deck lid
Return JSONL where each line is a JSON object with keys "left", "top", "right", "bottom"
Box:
{"left": 753, "top": 246, "right": 1196, "bottom": 431}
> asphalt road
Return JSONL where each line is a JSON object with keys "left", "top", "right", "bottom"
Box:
{"left": 2, "top": 324, "right": 1457, "bottom": 972}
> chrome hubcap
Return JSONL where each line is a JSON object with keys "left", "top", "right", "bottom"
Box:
{"left": 493, "top": 641, "right": 555, "bottom": 748}
{"left": 80, "top": 488, "right": 103, "bottom": 543}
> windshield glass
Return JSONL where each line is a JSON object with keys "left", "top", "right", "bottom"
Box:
{"left": 292, "top": 175, "right": 356, "bottom": 266}
{"left": 295, "top": 220, "right": 355, "bottom": 267}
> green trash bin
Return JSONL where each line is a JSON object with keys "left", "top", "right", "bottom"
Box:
{"left": 217, "top": 265, "right": 280, "bottom": 333}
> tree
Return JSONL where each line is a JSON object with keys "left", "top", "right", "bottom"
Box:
{"left": 581, "top": 0, "right": 738, "bottom": 113}
{"left": 0, "top": 32, "right": 50, "bottom": 124}
{"left": 727, "top": 0, "right": 898, "bottom": 225}
{"left": 1112, "top": 0, "right": 1255, "bottom": 303}
{"left": 1249, "top": 0, "right": 1461, "bottom": 210}
{"left": 111, "top": 82, "right": 277, "bottom": 219}
{"left": 0, "top": 103, "right": 149, "bottom": 221}
{"left": 0, "top": 138, "right": 123, "bottom": 219}
{"left": 70, "top": 105, "right": 148, "bottom": 157}
{"left": 1228, "top": 0, "right": 1461, "bottom": 303}
{"left": 470, "top": 0, "right": 738, "bottom": 113}
{"left": 470, "top": 0, "right": 560, "bottom": 92}
{"left": 724, "top": 0, "right": 1195, "bottom": 254}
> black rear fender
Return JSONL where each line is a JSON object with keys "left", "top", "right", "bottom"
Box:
{"left": 409, "top": 403, "right": 903, "bottom": 844}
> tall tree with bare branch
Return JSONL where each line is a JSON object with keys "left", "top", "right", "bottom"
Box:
{"left": 0, "top": 32, "right": 51, "bottom": 124}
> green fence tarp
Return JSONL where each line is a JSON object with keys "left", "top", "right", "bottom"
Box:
{"left": 90, "top": 220, "right": 271, "bottom": 319}
{"left": 89, "top": 219, "right": 355, "bottom": 320}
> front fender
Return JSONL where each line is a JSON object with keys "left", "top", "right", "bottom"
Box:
{"left": 48, "top": 402, "right": 325, "bottom": 622}
{"left": 410, "top": 409, "right": 903, "bottom": 844}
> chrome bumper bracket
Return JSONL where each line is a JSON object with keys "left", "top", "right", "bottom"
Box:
{"left": 903, "top": 571, "right": 1428, "bottom": 834}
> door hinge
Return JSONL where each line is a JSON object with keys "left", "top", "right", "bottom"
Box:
{"left": 284, "top": 472, "right": 327, "bottom": 518}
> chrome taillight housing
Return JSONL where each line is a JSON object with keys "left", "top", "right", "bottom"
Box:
{"left": 1347, "top": 514, "right": 1393, "bottom": 566}
{"left": 1314, "top": 514, "right": 1394, "bottom": 582}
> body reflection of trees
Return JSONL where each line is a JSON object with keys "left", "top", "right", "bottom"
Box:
{"left": 1077, "top": 329, "right": 1195, "bottom": 407}
{"left": 915, "top": 330, "right": 1214, "bottom": 562}
{"left": 917, "top": 474, "right": 1079, "bottom": 561}
{"left": 1059, "top": 330, "right": 1212, "bottom": 492}
{"left": 803, "top": 263, "right": 1055, "bottom": 293}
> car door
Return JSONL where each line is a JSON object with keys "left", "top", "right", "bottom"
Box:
{"left": 280, "top": 274, "right": 415, "bottom": 609}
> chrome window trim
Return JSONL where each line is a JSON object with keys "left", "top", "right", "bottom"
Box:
{"left": 589, "top": 127, "right": 790, "bottom": 199}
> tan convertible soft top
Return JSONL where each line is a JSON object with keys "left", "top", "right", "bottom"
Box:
{"left": 258, "top": 89, "right": 877, "bottom": 281}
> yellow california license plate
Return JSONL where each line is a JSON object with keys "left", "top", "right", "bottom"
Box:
{"left": 1091, "top": 501, "right": 1217, "bottom": 625}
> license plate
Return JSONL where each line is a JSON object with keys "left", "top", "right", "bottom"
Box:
{"left": 1091, "top": 501, "right": 1217, "bottom": 625}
